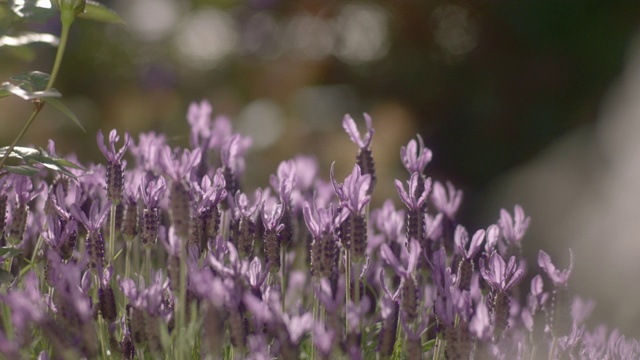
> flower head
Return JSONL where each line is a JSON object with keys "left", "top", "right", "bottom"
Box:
{"left": 400, "top": 134, "right": 432, "bottom": 174}
{"left": 395, "top": 172, "right": 432, "bottom": 211}
{"left": 499, "top": 205, "right": 531, "bottom": 247}
{"left": 479, "top": 251, "right": 524, "bottom": 292}
{"left": 431, "top": 181, "right": 463, "bottom": 220}
{"left": 343, "top": 113, "right": 374, "bottom": 150}
{"left": 330, "top": 163, "right": 371, "bottom": 214}
{"left": 538, "top": 249, "right": 573, "bottom": 287}
{"left": 161, "top": 146, "right": 201, "bottom": 183}
{"left": 71, "top": 200, "right": 111, "bottom": 232}
{"left": 97, "top": 129, "right": 130, "bottom": 164}
{"left": 454, "top": 225, "right": 484, "bottom": 261}
{"left": 140, "top": 175, "right": 166, "bottom": 209}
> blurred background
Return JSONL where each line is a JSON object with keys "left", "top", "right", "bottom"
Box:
{"left": 2, "top": 0, "right": 640, "bottom": 337}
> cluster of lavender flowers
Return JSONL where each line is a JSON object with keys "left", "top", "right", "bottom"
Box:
{"left": 0, "top": 100, "right": 638, "bottom": 360}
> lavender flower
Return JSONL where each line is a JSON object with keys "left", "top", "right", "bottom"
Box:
{"left": 161, "top": 146, "right": 200, "bottom": 237}
{"left": 331, "top": 163, "right": 370, "bottom": 259}
{"left": 262, "top": 200, "right": 284, "bottom": 273}
{"left": 303, "top": 201, "right": 347, "bottom": 279}
{"left": 234, "top": 189, "right": 263, "bottom": 258}
{"left": 97, "top": 129, "right": 131, "bottom": 204}
{"left": 498, "top": 205, "right": 530, "bottom": 252}
{"left": 454, "top": 225, "right": 484, "bottom": 290}
{"left": 539, "top": 249, "right": 574, "bottom": 337}
{"left": 380, "top": 238, "right": 421, "bottom": 322}
{"left": 431, "top": 180, "right": 463, "bottom": 220}
{"left": 6, "top": 175, "right": 40, "bottom": 245}
{"left": 140, "top": 176, "right": 166, "bottom": 248}
{"left": 343, "top": 113, "right": 376, "bottom": 194}
{"left": 269, "top": 160, "right": 296, "bottom": 248}
{"left": 480, "top": 251, "right": 525, "bottom": 340}
{"left": 395, "top": 171, "right": 432, "bottom": 251}
{"left": 400, "top": 134, "right": 432, "bottom": 174}
{"left": 221, "top": 134, "right": 252, "bottom": 201}
{"left": 129, "top": 131, "right": 167, "bottom": 174}
{"left": 71, "top": 200, "right": 111, "bottom": 272}
{"left": 190, "top": 170, "right": 226, "bottom": 252}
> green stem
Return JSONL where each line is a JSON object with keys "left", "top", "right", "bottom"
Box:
{"left": 109, "top": 203, "right": 116, "bottom": 262}
{"left": 0, "top": 7, "right": 73, "bottom": 173}
{"left": 145, "top": 248, "right": 151, "bottom": 283}
{"left": 0, "top": 105, "right": 42, "bottom": 172}
{"left": 548, "top": 336, "right": 558, "bottom": 360}
{"left": 281, "top": 246, "right": 286, "bottom": 311}
{"left": 345, "top": 248, "right": 351, "bottom": 336}
{"left": 125, "top": 241, "right": 131, "bottom": 280}
{"left": 177, "top": 235, "right": 188, "bottom": 360}
{"left": 312, "top": 295, "right": 319, "bottom": 360}
{"left": 47, "top": 10, "right": 74, "bottom": 90}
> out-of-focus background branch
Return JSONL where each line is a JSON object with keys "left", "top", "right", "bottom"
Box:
{"left": 2, "top": 0, "right": 640, "bottom": 336}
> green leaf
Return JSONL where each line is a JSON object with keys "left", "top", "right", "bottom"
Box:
{"left": 0, "top": 268, "right": 13, "bottom": 284}
{"left": 0, "top": 71, "right": 61, "bottom": 100}
{"left": 0, "top": 247, "right": 22, "bottom": 258}
{"left": 0, "top": 82, "right": 60, "bottom": 100}
{"left": 42, "top": 97, "right": 86, "bottom": 132}
{"left": 77, "top": 1, "right": 124, "bottom": 24}
{"left": 10, "top": 71, "right": 50, "bottom": 92}
{"left": 8, "top": 0, "right": 57, "bottom": 22}
{"left": 0, "top": 146, "right": 83, "bottom": 179}
{"left": 0, "top": 88, "right": 10, "bottom": 100}
{"left": 4, "top": 164, "right": 39, "bottom": 176}
{"left": 422, "top": 339, "right": 436, "bottom": 353}
{"left": 0, "top": 32, "right": 59, "bottom": 48}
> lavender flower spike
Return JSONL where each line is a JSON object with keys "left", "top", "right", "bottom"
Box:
{"left": 97, "top": 129, "right": 131, "bottom": 165}
{"left": 431, "top": 180, "right": 463, "bottom": 220}
{"left": 330, "top": 163, "right": 371, "bottom": 215}
{"left": 499, "top": 205, "right": 531, "bottom": 248}
{"left": 400, "top": 134, "right": 432, "bottom": 174}
{"left": 395, "top": 172, "right": 432, "bottom": 212}
{"left": 538, "top": 249, "right": 574, "bottom": 287}
{"left": 454, "top": 225, "right": 484, "bottom": 261}
{"left": 343, "top": 113, "right": 376, "bottom": 193}
{"left": 480, "top": 251, "right": 524, "bottom": 292}
{"left": 343, "top": 113, "right": 374, "bottom": 150}
{"left": 97, "top": 129, "right": 131, "bottom": 204}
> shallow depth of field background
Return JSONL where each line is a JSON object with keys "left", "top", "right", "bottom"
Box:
{"left": 2, "top": 0, "right": 640, "bottom": 337}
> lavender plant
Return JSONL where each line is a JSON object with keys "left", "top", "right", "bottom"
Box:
{"left": 0, "top": 99, "right": 637, "bottom": 360}
{"left": 0, "top": 5, "right": 638, "bottom": 358}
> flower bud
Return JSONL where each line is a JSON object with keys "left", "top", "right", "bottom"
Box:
{"left": 52, "top": 0, "right": 86, "bottom": 16}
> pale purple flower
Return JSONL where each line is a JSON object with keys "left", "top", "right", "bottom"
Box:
{"left": 235, "top": 188, "right": 263, "bottom": 219}
{"left": 479, "top": 251, "right": 525, "bottom": 292}
{"left": 303, "top": 201, "right": 347, "bottom": 240}
{"left": 372, "top": 200, "right": 405, "bottom": 243}
{"left": 161, "top": 146, "right": 201, "bottom": 183}
{"left": 269, "top": 160, "right": 296, "bottom": 204}
{"left": 192, "top": 169, "right": 226, "bottom": 212}
{"left": 140, "top": 175, "right": 166, "bottom": 209}
{"left": 129, "top": 131, "right": 167, "bottom": 173}
{"left": 431, "top": 180, "right": 463, "bottom": 220}
{"left": 400, "top": 134, "right": 432, "bottom": 174}
{"left": 262, "top": 201, "right": 284, "bottom": 233}
{"left": 342, "top": 113, "right": 374, "bottom": 150}
{"left": 538, "top": 249, "right": 573, "bottom": 287}
{"left": 380, "top": 238, "right": 420, "bottom": 279}
{"left": 71, "top": 200, "right": 111, "bottom": 233}
{"left": 454, "top": 225, "right": 484, "bottom": 261}
{"left": 221, "top": 134, "right": 251, "bottom": 175}
{"left": 395, "top": 172, "right": 432, "bottom": 211}
{"left": 187, "top": 99, "right": 213, "bottom": 150}
{"left": 498, "top": 205, "right": 530, "bottom": 247}
{"left": 97, "top": 129, "right": 130, "bottom": 164}
{"left": 330, "top": 163, "right": 371, "bottom": 215}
